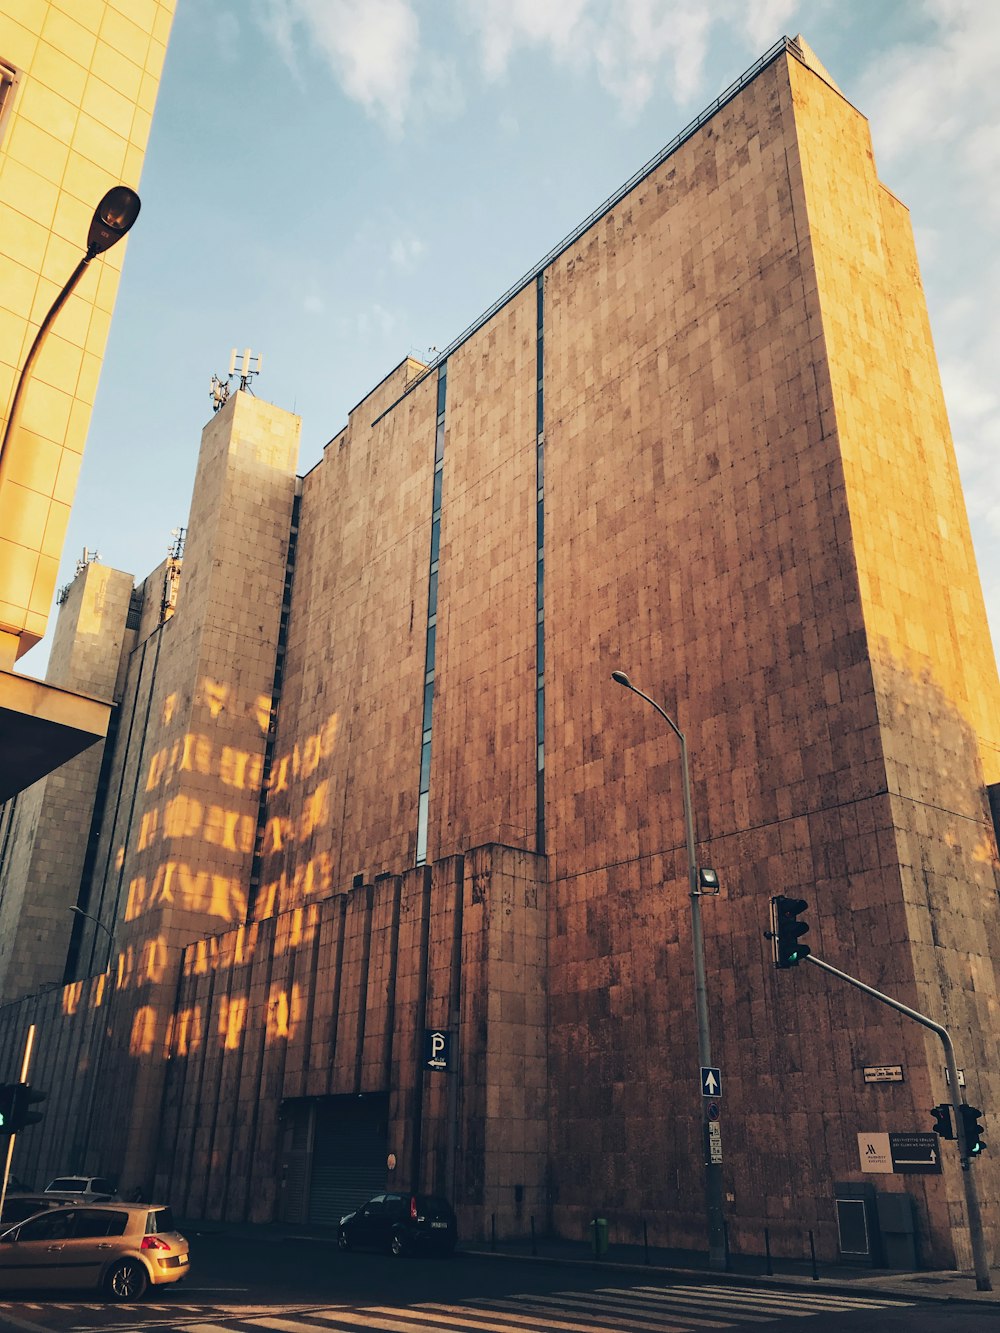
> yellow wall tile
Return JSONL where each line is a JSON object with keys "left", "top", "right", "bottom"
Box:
{"left": 53, "top": 0, "right": 104, "bottom": 36}
{"left": 18, "top": 79, "right": 78, "bottom": 145}
{"left": 60, "top": 154, "right": 114, "bottom": 209}
{"left": 0, "top": 16, "right": 40, "bottom": 69}
{"left": 25, "top": 40, "right": 87, "bottom": 104}
{"left": 0, "top": 201, "right": 48, "bottom": 271}
{"left": 144, "top": 37, "right": 166, "bottom": 78}
{"left": 51, "top": 189, "right": 93, "bottom": 251}
{"left": 29, "top": 549, "right": 59, "bottom": 611}
{"left": 0, "top": 254, "right": 38, "bottom": 320}
{"left": 52, "top": 443, "right": 82, "bottom": 505}
{"left": 4, "top": 430, "right": 60, "bottom": 497}
{"left": 0, "top": 537, "right": 40, "bottom": 611}
{"left": 0, "top": 305, "right": 29, "bottom": 372}
{"left": 82, "top": 72, "right": 134, "bottom": 135}
{"left": 42, "top": 7, "right": 98, "bottom": 67}
{"left": 1, "top": 0, "right": 46, "bottom": 39}
{"left": 75, "top": 349, "right": 102, "bottom": 405}
{"left": 90, "top": 42, "right": 141, "bottom": 102}
{"left": 20, "top": 376, "right": 72, "bottom": 443}
{"left": 34, "top": 331, "right": 85, "bottom": 394}
{"left": 72, "top": 110, "right": 127, "bottom": 174}
{"left": 3, "top": 118, "right": 70, "bottom": 187}
{"left": 0, "top": 480, "right": 51, "bottom": 547}
{"left": 110, "top": 0, "right": 157, "bottom": 34}
{"left": 99, "top": 8, "right": 149, "bottom": 66}
{"left": 1, "top": 158, "right": 60, "bottom": 231}
{"left": 152, "top": 3, "right": 175, "bottom": 46}
{"left": 65, "top": 398, "right": 91, "bottom": 455}
{"left": 136, "top": 70, "right": 159, "bottom": 113}
{"left": 129, "top": 106, "right": 151, "bottom": 151}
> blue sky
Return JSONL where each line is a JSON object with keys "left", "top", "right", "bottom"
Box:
{"left": 28, "top": 0, "right": 1000, "bottom": 671}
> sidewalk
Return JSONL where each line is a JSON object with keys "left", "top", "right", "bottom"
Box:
{"left": 184, "top": 1218, "right": 1000, "bottom": 1307}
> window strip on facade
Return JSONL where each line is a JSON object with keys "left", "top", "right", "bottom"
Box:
{"left": 535, "top": 275, "right": 545, "bottom": 853}
{"left": 417, "top": 364, "right": 446, "bottom": 865}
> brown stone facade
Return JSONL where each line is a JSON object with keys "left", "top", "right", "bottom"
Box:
{"left": 1, "top": 38, "right": 998, "bottom": 1269}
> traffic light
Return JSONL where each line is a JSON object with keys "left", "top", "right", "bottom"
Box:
{"left": 0, "top": 1082, "right": 46, "bottom": 1134}
{"left": 959, "top": 1104, "right": 986, "bottom": 1156}
{"left": 931, "top": 1104, "right": 954, "bottom": 1139}
{"left": 769, "top": 895, "right": 811, "bottom": 968}
{"left": 0, "top": 1083, "right": 17, "bottom": 1134}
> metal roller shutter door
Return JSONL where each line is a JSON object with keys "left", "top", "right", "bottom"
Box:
{"left": 307, "top": 1094, "right": 389, "bottom": 1226}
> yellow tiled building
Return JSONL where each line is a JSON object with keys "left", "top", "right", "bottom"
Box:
{"left": 0, "top": 0, "right": 176, "bottom": 793}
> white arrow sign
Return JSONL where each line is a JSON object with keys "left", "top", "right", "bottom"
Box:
{"left": 701, "top": 1067, "right": 722, "bottom": 1097}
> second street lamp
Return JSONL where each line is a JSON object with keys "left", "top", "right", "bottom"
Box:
{"left": 611, "top": 668, "right": 726, "bottom": 1269}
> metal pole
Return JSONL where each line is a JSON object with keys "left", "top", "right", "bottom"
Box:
{"left": 612, "top": 674, "right": 726, "bottom": 1269}
{"left": 0, "top": 1024, "right": 36, "bottom": 1223}
{"left": 806, "top": 954, "right": 991, "bottom": 1291}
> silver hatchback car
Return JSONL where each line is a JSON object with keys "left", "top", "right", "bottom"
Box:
{"left": 0, "top": 1202, "right": 189, "bottom": 1300}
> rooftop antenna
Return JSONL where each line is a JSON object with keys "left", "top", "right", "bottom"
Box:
{"left": 209, "top": 347, "right": 263, "bottom": 412}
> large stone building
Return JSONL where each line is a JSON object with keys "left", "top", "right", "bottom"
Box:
{"left": 2, "top": 35, "right": 999, "bottom": 1270}
{"left": 0, "top": 0, "right": 176, "bottom": 798}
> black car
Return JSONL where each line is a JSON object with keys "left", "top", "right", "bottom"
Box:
{"left": 338, "top": 1192, "right": 456, "bottom": 1257}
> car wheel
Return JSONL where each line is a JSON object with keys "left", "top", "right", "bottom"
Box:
{"left": 105, "top": 1258, "right": 149, "bottom": 1302}
{"left": 337, "top": 1226, "right": 351, "bottom": 1251}
{"left": 389, "top": 1228, "right": 407, "bottom": 1258}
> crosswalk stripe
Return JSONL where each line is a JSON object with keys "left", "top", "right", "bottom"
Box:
{"left": 375, "top": 1305, "right": 552, "bottom": 1332}
{"left": 653, "top": 1284, "right": 913, "bottom": 1311}
{"left": 568, "top": 1288, "right": 776, "bottom": 1323}
{"left": 428, "top": 1300, "right": 689, "bottom": 1333}
{"left": 487, "top": 1293, "right": 733, "bottom": 1330}
{"left": 594, "top": 1286, "right": 810, "bottom": 1319}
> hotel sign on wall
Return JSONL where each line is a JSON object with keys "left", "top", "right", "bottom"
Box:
{"left": 858, "top": 1131, "right": 941, "bottom": 1174}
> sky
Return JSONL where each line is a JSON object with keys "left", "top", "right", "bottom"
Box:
{"left": 25, "top": 0, "right": 1000, "bottom": 673}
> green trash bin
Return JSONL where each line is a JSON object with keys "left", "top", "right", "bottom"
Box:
{"left": 590, "top": 1215, "right": 609, "bottom": 1257}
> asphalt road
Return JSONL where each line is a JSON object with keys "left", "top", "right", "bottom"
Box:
{"left": 0, "top": 1233, "right": 998, "bottom": 1333}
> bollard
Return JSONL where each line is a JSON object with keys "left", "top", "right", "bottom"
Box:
{"left": 491, "top": 1212, "right": 496, "bottom": 1252}
{"left": 643, "top": 1218, "right": 649, "bottom": 1265}
{"left": 530, "top": 1214, "right": 537, "bottom": 1256}
{"left": 808, "top": 1229, "right": 819, "bottom": 1281}
{"left": 590, "top": 1215, "right": 609, "bottom": 1258}
{"left": 764, "top": 1226, "right": 773, "bottom": 1276}
{"left": 723, "top": 1218, "right": 731, "bottom": 1272}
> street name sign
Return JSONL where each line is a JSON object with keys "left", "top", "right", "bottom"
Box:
{"left": 863, "top": 1065, "right": 904, "bottom": 1083}
{"left": 701, "top": 1067, "right": 722, "bottom": 1097}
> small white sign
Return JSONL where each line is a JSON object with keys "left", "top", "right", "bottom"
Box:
{"left": 943, "top": 1067, "right": 966, "bottom": 1087}
{"left": 858, "top": 1132, "right": 893, "bottom": 1174}
{"left": 863, "top": 1065, "right": 904, "bottom": 1083}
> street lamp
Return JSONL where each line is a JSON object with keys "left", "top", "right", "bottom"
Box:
{"left": 0, "top": 186, "right": 141, "bottom": 471}
{"left": 69, "top": 905, "right": 115, "bottom": 973}
{"left": 611, "top": 668, "right": 726, "bottom": 1269}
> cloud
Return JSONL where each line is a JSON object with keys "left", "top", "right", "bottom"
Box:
{"left": 389, "top": 235, "right": 425, "bottom": 270}
{"left": 255, "top": 0, "right": 421, "bottom": 128}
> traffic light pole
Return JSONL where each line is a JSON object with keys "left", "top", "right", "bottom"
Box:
{"left": 0, "top": 1024, "right": 36, "bottom": 1224}
{"left": 805, "top": 955, "right": 991, "bottom": 1292}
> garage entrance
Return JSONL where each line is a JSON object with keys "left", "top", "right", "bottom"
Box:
{"left": 278, "top": 1093, "right": 390, "bottom": 1227}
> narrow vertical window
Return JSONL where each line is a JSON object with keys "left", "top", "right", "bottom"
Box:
{"left": 417, "top": 362, "right": 447, "bottom": 865}
{"left": 535, "top": 275, "right": 546, "bottom": 853}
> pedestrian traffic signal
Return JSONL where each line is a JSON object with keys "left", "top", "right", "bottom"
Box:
{"left": 0, "top": 1082, "right": 46, "bottom": 1134}
{"left": 959, "top": 1104, "right": 986, "bottom": 1156}
{"left": 769, "top": 895, "right": 811, "bottom": 968}
{"left": 931, "top": 1104, "right": 954, "bottom": 1139}
{"left": 0, "top": 1083, "right": 17, "bottom": 1134}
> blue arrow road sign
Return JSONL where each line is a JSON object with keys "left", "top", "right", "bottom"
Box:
{"left": 701, "top": 1067, "right": 722, "bottom": 1097}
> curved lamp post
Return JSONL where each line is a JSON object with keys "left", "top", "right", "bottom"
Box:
{"left": 0, "top": 186, "right": 141, "bottom": 472}
{"left": 611, "top": 669, "right": 726, "bottom": 1269}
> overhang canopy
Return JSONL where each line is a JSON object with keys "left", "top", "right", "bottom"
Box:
{"left": 0, "top": 670, "right": 112, "bottom": 802}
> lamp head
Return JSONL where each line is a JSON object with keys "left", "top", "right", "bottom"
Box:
{"left": 87, "top": 186, "right": 141, "bottom": 257}
{"left": 611, "top": 670, "right": 632, "bottom": 688}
